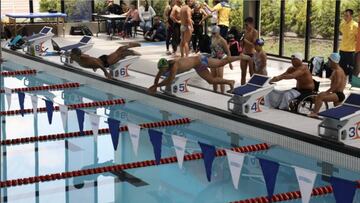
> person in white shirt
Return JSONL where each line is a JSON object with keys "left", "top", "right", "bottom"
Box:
{"left": 139, "top": 0, "right": 156, "bottom": 34}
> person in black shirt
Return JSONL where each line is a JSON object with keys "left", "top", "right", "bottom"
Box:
{"left": 144, "top": 16, "right": 166, "bottom": 41}
{"left": 191, "top": 3, "right": 209, "bottom": 53}
{"left": 106, "top": 0, "right": 123, "bottom": 35}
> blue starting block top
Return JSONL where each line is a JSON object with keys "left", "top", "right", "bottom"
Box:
{"left": 344, "top": 93, "right": 360, "bottom": 106}
{"left": 248, "top": 75, "right": 268, "bottom": 86}
{"left": 319, "top": 105, "right": 360, "bottom": 120}
{"left": 233, "top": 84, "right": 260, "bottom": 96}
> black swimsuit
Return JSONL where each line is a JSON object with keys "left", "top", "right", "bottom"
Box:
{"left": 98, "top": 55, "right": 110, "bottom": 68}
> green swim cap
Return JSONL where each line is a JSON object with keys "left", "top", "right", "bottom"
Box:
{"left": 157, "top": 58, "right": 169, "bottom": 70}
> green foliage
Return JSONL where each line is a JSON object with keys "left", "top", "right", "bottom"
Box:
{"left": 95, "top": 0, "right": 108, "bottom": 13}
{"left": 152, "top": 0, "right": 168, "bottom": 19}
{"left": 260, "top": 0, "right": 280, "bottom": 35}
{"left": 39, "top": 0, "right": 61, "bottom": 12}
{"left": 229, "top": 0, "right": 243, "bottom": 29}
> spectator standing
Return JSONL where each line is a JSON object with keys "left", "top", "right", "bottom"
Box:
{"left": 170, "top": 0, "right": 182, "bottom": 56}
{"left": 191, "top": 3, "right": 209, "bottom": 53}
{"left": 240, "top": 17, "right": 258, "bottom": 85}
{"left": 253, "top": 38, "right": 267, "bottom": 76}
{"left": 164, "top": 0, "right": 174, "bottom": 55}
{"left": 204, "top": 0, "right": 231, "bottom": 39}
{"left": 139, "top": 0, "right": 156, "bottom": 34}
{"left": 355, "top": 10, "right": 360, "bottom": 77}
{"left": 339, "top": 9, "right": 358, "bottom": 82}
{"left": 210, "top": 26, "right": 233, "bottom": 93}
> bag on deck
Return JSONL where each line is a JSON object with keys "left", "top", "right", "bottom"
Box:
{"left": 8, "top": 35, "right": 25, "bottom": 50}
{"left": 70, "top": 25, "right": 93, "bottom": 36}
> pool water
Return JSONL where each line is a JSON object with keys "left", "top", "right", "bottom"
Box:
{"left": 1, "top": 60, "right": 360, "bottom": 203}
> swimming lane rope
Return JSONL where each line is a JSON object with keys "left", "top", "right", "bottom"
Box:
{"left": 0, "top": 98, "right": 126, "bottom": 116}
{"left": 1, "top": 69, "right": 37, "bottom": 77}
{"left": 1, "top": 118, "right": 192, "bottom": 146}
{"left": 0, "top": 142, "right": 269, "bottom": 188}
{"left": 0, "top": 82, "right": 80, "bottom": 93}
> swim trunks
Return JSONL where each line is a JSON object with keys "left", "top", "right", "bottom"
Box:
{"left": 335, "top": 92, "right": 345, "bottom": 102}
{"left": 98, "top": 55, "right": 110, "bottom": 68}
{"left": 194, "top": 55, "right": 208, "bottom": 73}
{"left": 180, "top": 25, "right": 187, "bottom": 32}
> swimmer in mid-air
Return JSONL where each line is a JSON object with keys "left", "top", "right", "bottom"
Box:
{"left": 70, "top": 42, "right": 141, "bottom": 78}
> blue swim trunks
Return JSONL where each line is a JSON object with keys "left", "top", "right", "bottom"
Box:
{"left": 195, "top": 55, "right": 208, "bottom": 73}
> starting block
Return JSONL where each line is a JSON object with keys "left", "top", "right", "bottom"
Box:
{"left": 160, "top": 69, "right": 196, "bottom": 94}
{"left": 59, "top": 36, "right": 94, "bottom": 65}
{"left": 53, "top": 36, "right": 93, "bottom": 53}
{"left": 23, "top": 26, "right": 54, "bottom": 56}
{"left": 228, "top": 74, "right": 274, "bottom": 116}
{"left": 318, "top": 93, "right": 360, "bottom": 142}
{"left": 108, "top": 56, "right": 139, "bottom": 79}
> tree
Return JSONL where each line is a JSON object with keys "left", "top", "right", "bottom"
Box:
{"left": 260, "top": 0, "right": 280, "bottom": 35}
{"left": 229, "top": 0, "right": 243, "bottom": 30}
{"left": 39, "top": 0, "right": 61, "bottom": 12}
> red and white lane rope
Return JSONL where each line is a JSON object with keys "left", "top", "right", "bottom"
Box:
{"left": 0, "top": 143, "right": 269, "bottom": 188}
{"left": 0, "top": 118, "right": 192, "bottom": 146}
{"left": 1, "top": 69, "right": 37, "bottom": 77}
{"left": 0, "top": 82, "right": 80, "bottom": 93}
{"left": 0, "top": 98, "right": 126, "bottom": 116}
{"left": 229, "top": 181, "right": 360, "bottom": 203}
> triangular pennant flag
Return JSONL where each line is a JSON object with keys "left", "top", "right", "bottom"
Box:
{"left": 89, "top": 113, "right": 100, "bottom": 143}
{"left": 108, "top": 118, "right": 120, "bottom": 151}
{"left": 127, "top": 123, "right": 141, "bottom": 156}
{"left": 259, "top": 158, "right": 280, "bottom": 201}
{"left": 198, "top": 142, "right": 216, "bottom": 182}
{"left": 171, "top": 135, "right": 187, "bottom": 169}
{"left": 4, "top": 87, "right": 12, "bottom": 110}
{"left": 76, "top": 109, "right": 85, "bottom": 136}
{"left": 45, "top": 100, "right": 54, "bottom": 124}
{"left": 59, "top": 104, "right": 68, "bottom": 131}
{"left": 148, "top": 129, "right": 163, "bottom": 165}
{"left": 31, "top": 95, "right": 38, "bottom": 116}
{"left": 330, "top": 176, "right": 357, "bottom": 203}
{"left": 18, "top": 92, "right": 25, "bottom": 117}
{"left": 294, "top": 166, "right": 317, "bottom": 203}
{"left": 225, "top": 149, "right": 245, "bottom": 189}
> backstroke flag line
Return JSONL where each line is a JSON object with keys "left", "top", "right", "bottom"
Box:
{"left": 294, "top": 166, "right": 317, "bottom": 203}
{"left": 171, "top": 135, "right": 187, "bottom": 169}
{"left": 226, "top": 149, "right": 245, "bottom": 189}
{"left": 127, "top": 123, "right": 141, "bottom": 156}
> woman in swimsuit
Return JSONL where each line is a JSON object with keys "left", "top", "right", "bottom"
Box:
{"left": 210, "top": 25, "right": 233, "bottom": 93}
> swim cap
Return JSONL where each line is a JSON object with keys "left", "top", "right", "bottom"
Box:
{"left": 157, "top": 58, "right": 169, "bottom": 70}
{"left": 329, "top": 52, "right": 340, "bottom": 63}
{"left": 211, "top": 26, "right": 220, "bottom": 34}
{"left": 255, "top": 38, "right": 265, "bottom": 46}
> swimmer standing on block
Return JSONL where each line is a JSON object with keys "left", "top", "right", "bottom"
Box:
{"left": 70, "top": 42, "right": 141, "bottom": 79}
{"left": 148, "top": 54, "right": 251, "bottom": 94}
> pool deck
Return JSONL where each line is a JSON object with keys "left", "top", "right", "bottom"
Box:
{"left": 3, "top": 34, "right": 360, "bottom": 149}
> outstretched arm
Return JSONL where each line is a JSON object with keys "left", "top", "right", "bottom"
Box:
{"left": 148, "top": 66, "right": 176, "bottom": 94}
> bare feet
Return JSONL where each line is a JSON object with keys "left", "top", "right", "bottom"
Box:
{"left": 308, "top": 112, "right": 319, "bottom": 118}
{"left": 128, "top": 42, "right": 141, "bottom": 48}
{"left": 226, "top": 80, "right": 235, "bottom": 93}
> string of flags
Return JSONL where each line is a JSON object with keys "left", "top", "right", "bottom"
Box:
{"left": 7, "top": 90, "right": 359, "bottom": 203}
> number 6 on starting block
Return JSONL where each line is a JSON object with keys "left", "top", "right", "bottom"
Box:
{"left": 109, "top": 56, "right": 139, "bottom": 80}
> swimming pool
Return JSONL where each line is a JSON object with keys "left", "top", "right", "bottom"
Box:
{"left": 1, "top": 52, "right": 360, "bottom": 203}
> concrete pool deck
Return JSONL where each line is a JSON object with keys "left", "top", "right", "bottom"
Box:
{"left": 3, "top": 34, "right": 360, "bottom": 150}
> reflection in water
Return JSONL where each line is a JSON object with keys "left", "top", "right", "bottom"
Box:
{"left": 72, "top": 159, "right": 148, "bottom": 189}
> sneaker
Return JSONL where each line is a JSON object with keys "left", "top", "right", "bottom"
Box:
{"left": 166, "top": 50, "right": 171, "bottom": 55}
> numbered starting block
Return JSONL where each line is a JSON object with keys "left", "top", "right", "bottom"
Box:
{"left": 318, "top": 93, "right": 360, "bottom": 142}
{"left": 228, "top": 74, "right": 274, "bottom": 116}
{"left": 160, "top": 69, "right": 196, "bottom": 94}
{"left": 23, "top": 26, "right": 54, "bottom": 56}
{"left": 108, "top": 56, "right": 139, "bottom": 79}
{"left": 53, "top": 36, "right": 93, "bottom": 54}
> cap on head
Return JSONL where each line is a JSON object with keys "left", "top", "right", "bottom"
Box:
{"left": 157, "top": 58, "right": 169, "bottom": 70}
{"left": 71, "top": 48, "right": 82, "bottom": 56}
{"left": 255, "top": 38, "right": 265, "bottom": 46}
{"left": 211, "top": 25, "right": 220, "bottom": 34}
{"left": 291, "top": 52, "right": 303, "bottom": 61}
{"left": 329, "top": 52, "right": 341, "bottom": 63}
